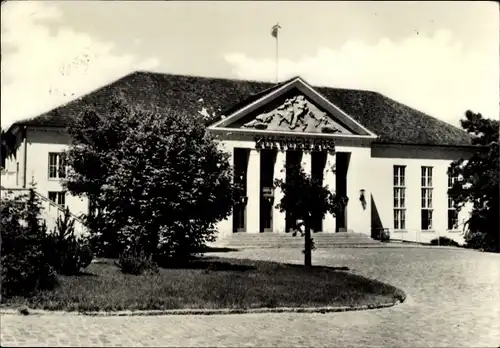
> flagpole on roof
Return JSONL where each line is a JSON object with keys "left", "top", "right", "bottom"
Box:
{"left": 271, "top": 23, "right": 281, "bottom": 83}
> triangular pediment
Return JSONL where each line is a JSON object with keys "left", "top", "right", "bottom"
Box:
{"left": 208, "top": 77, "right": 376, "bottom": 137}
{"left": 227, "top": 90, "right": 353, "bottom": 134}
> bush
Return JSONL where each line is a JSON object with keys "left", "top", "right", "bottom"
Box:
{"left": 464, "top": 230, "right": 496, "bottom": 251}
{"left": 115, "top": 249, "right": 158, "bottom": 275}
{"left": 63, "top": 97, "right": 236, "bottom": 263}
{"left": 380, "top": 229, "right": 391, "bottom": 242}
{"left": 153, "top": 222, "right": 214, "bottom": 267}
{"left": 1, "top": 252, "right": 59, "bottom": 298}
{"left": 373, "top": 228, "right": 390, "bottom": 242}
{"left": 47, "top": 237, "right": 94, "bottom": 275}
{"left": 45, "top": 208, "right": 94, "bottom": 275}
{"left": 1, "top": 189, "right": 59, "bottom": 298}
{"left": 430, "top": 237, "right": 460, "bottom": 247}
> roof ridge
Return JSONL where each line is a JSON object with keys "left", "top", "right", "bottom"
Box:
{"left": 134, "top": 70, "right": 379, "bottom": 93}
{"left": 133, "top": 70, "right": 278, "bottom": 86}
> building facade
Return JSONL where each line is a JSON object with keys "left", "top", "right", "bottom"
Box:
{"left": 1, "top": 73, "right": 478, "bottom": 245}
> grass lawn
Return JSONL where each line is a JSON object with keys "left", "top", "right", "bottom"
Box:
{"left": 2, "top": 257, "right": 405, "bottom": 312}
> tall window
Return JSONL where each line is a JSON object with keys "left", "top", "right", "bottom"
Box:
{"left": 393, "top": 165, "right": 406, "bottom": 229}
{"left": 421, "top": 166, "right": 433, "bottom": 230}
{"left": 48, "top": 191, "right": 66, "bottom": 206}
{"left": 448, "top": 173, "right": 459, "bottom": 230}
{"left": 48, "top": 153, "right": 66, "bottom": 179}
{"left": 88, "top": 199, "right": 103, "bottom": 218}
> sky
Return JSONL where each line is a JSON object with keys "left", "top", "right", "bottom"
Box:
{"left": 1, "top": 1, "right": 498, "bottom": 129}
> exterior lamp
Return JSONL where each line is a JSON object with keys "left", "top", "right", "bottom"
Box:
{"left": 359, "top": 189, "right": 367, "bottom": 210}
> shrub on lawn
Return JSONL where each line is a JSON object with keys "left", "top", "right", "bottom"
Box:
{"left": 45, "top": 208, "right": 94, "bottom": 275}
{"left": 63, "top": 97, "right": 238, "bottom": 262}
{"left": 153, "top": 222, "right": 214, "bottom": 267}
{"left": 430, "top": 237, "right": 460, "bottom": 247}
{"left": 1, "top": 189, "right": 59, "bottom": 298}
{"left": 115, "top": 249, "right": 158, "bottom": 275}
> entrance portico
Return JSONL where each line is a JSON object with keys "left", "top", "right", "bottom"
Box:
{"left": 209, "top": 76, "right": 377, "bottom": 237}
{"left": 239, "top": 142, "right": 340, "bottom": 234}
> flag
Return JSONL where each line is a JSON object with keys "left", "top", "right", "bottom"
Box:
{"left": 271, "top": 23, "right": 281, "bottom": 38}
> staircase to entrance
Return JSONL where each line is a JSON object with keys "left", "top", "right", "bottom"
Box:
{"left": 1, "top": 188, "right": 89, "bottom": 237}
{"left": 221, "top": 232, "right": 383, "bottom": 249}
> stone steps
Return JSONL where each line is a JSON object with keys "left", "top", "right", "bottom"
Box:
{"left": 223, "top": 232, "right": 382, "bottom": 249}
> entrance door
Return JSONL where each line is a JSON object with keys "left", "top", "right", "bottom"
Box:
{"left": 311, "top": 151, "right": 327, "bottom": 232}
{"left": 335, "top": 152, "right": 349, "bottom": 232}
{"left": 233, "top": 200, "right": 247, "bottom": 232}
{"left": 285, "top": 150, "right": 301, "bottom": 232}
{"left": 260, "top": 189, "right": 274, "bottom": 232}
{"left": 260, "top": 150, "right": 275, "bottom": 232}
{"left": 233, "top": 148, "right": 249, "bottom": 232}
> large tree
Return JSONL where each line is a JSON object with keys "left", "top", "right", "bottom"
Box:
{"left": 274, "top": 161, "right": 348, "bottom": 266}
{"left": 448, "top": 110, "right": 499, "bottom": 252}
{"left": 63, "top": 97, "right": 236, "bottom": 260}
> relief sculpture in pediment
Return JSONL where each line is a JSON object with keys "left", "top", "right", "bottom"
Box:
{"left": 242, "top": 95, "right": 345, "bottom": 134}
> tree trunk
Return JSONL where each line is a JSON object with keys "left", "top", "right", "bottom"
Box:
{"left": 304, "top": 223, "right": 312, "bottom": 267}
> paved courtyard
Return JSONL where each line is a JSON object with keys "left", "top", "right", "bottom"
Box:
{"left": 1, "top": 247, "right": 499, "bottom": 347}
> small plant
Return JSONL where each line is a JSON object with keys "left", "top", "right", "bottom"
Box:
{"left": 18, "top": 306, "right": 30, "bottom": 315}
{"left": 379, "top": 229, "right": 391, "bottom": 242}
{"left": 430, "top": 237, "right": 460, "bottom": 247}
{"left": 115, "top": 249, "right": 158, "bottom": 275}
{"left": 55, "top": 237, "right": 94, "bottom": 275}
{"left": 45, "top": 208, "right": 94, "bottom": 275}
{"left": 54, "top": 207, "right": 76, "bottom": 239}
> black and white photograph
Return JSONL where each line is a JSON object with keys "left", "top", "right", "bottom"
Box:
{"left": 1, "top": 1, "right": 499, "bottom": 346}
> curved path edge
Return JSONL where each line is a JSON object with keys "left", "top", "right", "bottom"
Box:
{"left": 0, "top": 296, "right": 406, "bottom": 317}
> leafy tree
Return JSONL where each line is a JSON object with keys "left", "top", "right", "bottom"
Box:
{"left": 274, "top": 161, "right": 348, "bottom": 266}
{"left": 63, "top": 96, "right": 236, "bottom": 262}
{"left": 1, "top": 188, "right": 58, "bottom": 298}
{"left": 448, "top": 110, "right": 499, "bottom": 252}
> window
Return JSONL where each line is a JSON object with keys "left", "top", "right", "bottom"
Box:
{"left": 48, "top": 153, "right": 66, "bottom": 179}
{"left": 421, "top": 166, "right": 433, "bottom": 230}
{"left": 88, "top": 199, "right": 104, "bottom": 218}
{"left": 448, "top": 173, "right": 459, "bottom": 230}
{"left": 48, "top": 191, "right": 66, "bottom": 206}
{"left": 393, "top": 166, "right": 406, "bottom": 229}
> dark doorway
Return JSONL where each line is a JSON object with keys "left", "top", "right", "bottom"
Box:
{"left": 285, "top": 150, "right": 301, "bottom": 232}
{"left": 233, "top": 148, "right": 249, "bottom": 232}
{"left": 311, "top": 151, "right": 327, "bottom": 232}
{"left": 260, "top": 150, "right": 276, "bottom": 232}
{"left": 335, "top": 152, "right": 350, "bottom": 232}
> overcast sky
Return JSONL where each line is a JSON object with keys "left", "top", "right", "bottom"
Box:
{"left": 1, "top": 1, "right": 498, "bottom": 129}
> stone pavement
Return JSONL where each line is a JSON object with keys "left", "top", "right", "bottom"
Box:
{"left": 1, "top": 247, "right": 500, "bottom": 347}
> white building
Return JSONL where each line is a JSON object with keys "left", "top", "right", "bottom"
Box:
{"left": 1, "top": 72, "right": 478, "bottom": 245}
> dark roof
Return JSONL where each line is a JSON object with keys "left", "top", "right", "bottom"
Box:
{"left": 17, "top": 71, "right": 472, "bottom": 146}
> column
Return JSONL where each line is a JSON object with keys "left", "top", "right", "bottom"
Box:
{"left": 215, "top": 145, "right": 234, "bottom": 238}
{"left": 299, "top": 151, "right": 312, "bottom": 230}
{"left": 301, "top": 151, "right": 312, "bottom": 175}
{"left": 323, "top": 152, "right": 336, "bottom": 233}
{"left": 246, "top": 149, "right": 260, "bottom": 233}
{"left": 273, "top": 150, "right": 286, "bottom": 233}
